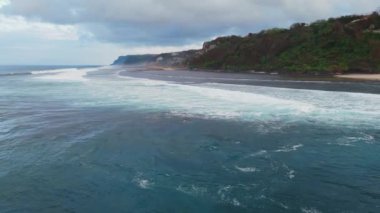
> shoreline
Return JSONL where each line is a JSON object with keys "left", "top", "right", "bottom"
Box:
{"left": 117, "top": 65, "right": 380, "bottom": 95}
{"left": 335, "top": 74, "right": 380, "bottom": 81}
{"left": 119, "top": 64, "right": 380, "bottom": 82}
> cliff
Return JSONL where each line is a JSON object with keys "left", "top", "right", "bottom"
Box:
{"left": 112, "top": 54, "right": 158, "bottom": 65}
{"left": 112, "top": 50, "right": 197, "bottom": 67}
{"left": 114, "top": 12, "right": 380, "bottom": 74}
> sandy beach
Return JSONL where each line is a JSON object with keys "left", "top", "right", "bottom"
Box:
{"left": 117, "top": 67, "right": 380, "bottom": 94}
{"left": 335, "top": 74, "right": 380, "bottom": 81}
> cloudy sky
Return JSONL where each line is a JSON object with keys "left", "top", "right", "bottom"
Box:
{"left": 0, "top": 0, "right": 378, "bottom": 65}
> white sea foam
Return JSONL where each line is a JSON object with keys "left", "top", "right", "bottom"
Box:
{"left": 201, "top": 82, "right": 380, "bottom": 127}
{"left": 33, "top": 68, "right": 98, "bottom": 82}
{"left": 133, "top": 177, "right": 153, "bottom": 189}
{"left": 112, "top": 75, "right": 318, "bottom": 122}
{"left": 235, "top": 166, "right": 260, "bottom": 173}
{"left": 27, "top": 67, "right": 380, "bottom": 128}
{"left": 217, "top": 185, "right": 232, "bottom": 200}
{"left": 176, "top": 185, "right": 207, "bottom": 197}
{"left": 137, "top": 179, "right": 151, "bottom": 189}
{"left": 217, "top": 186, "right": 244, "bottom": 206}
{"left": 301, "top": 207, "right": 322, "bottom": 213}
{"left": 31, "top": 68, "right": 78, "bottom": 75}
{"left": 287, "top": 170, "right": 296, "bottom": 179}
{"left": 232, "top": 198, "right": 242, "bottom": 206}
{"left": 131, "top": 172, "right": 154, "bottom": 189}
{"left": 346, "top": 133, "right": 375, "bottom": 144}
{"left": 178, "top": 84, "right": 315, "bottom": 114}
{"left": 217, "top": 185, "right": 243, "bottom": 207}
{"left": 275, "top": 144, "right": 304, "bottom": 153}
{"left": 109, "top": 75, "right": 378, "bottom": 128}
{"left": 330, "top": 133, "right": 376, "bottom": 147}
{"left": 250, "top": 150, "right": 268, "bottom": 157}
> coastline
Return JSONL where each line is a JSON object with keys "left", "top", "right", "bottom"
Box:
{"left": 120, "top": 64, "right": 380, "bottom": 82}
{"left": 117, "top": 65, "right": 380, "bottom": 95}
{"left": 335, "top": 74, "right": 380, "bottom": 81}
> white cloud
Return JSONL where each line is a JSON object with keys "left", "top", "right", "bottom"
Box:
{"left": 0, "top": 0, "right": 9, "bottom": 8}
{"left": 0, "top": 14, "right": 82, "bottom": 40}
{"left": 123, "top": 43, "right": 202, "bottom": 55}
{"left": 4, "top": 0, "right": 379, "bottom": 45}
{"left": 1, "top": 0, "right": 380, "bottom": 64}
{"left": 5, "top": 0, "right": 379, "bottom": 24}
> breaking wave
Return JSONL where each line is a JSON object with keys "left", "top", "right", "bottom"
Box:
{"left": 32, "top": 68, "right": 97, "bottom": 81}
{"left": 24, "top": 67, "right": 380, "bottom": 128}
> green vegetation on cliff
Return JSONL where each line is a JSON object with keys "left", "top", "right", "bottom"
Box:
{"left": 188, "top": 12, "right": 380, "bottom": 74}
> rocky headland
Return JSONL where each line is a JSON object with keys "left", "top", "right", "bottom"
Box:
{"left": 113, "top": 11, "right": 380, "bottom": 75}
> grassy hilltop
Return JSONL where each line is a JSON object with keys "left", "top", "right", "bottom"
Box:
{"left": 115, "top": 12, "right": 380, "bottom": 74}
{"left": 189, "top": 12, "right": 380, "bottom": 74}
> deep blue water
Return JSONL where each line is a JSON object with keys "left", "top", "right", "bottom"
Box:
{"left": 0, "top": 66, "right": 379, "bottom": 212}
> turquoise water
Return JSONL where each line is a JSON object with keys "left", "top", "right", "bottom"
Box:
{"left": 0, "top": 66, "right": 379, "bottom": 212}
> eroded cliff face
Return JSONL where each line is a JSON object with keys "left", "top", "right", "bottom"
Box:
{"left": 114, "top": 12, "right": 380, "bottom": 74}
{"left": 112, "top": 50, "right": 198, "bottom": 67}
{"left": 112, "top": 54, "right": 158, "bottom": 65}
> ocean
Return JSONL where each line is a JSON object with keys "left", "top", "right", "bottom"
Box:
{"left": 0, "top": 65, "right": 379, "bottom": 212}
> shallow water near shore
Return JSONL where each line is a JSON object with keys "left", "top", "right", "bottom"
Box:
{"left": 0, "top": 66, "right": 379, "bottom": 212}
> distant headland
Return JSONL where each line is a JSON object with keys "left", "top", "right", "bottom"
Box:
{"left": 113, "top": 11, "right": 380, "bottom": 75}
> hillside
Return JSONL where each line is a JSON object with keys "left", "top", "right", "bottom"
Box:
{"left": 113, "top": 54, "right": 158, "bottom": 65}
{"left": 112, "top": 50, "right": 197, "bottom": 67}
{"left": 114, "top": 12, "right": 380, "bottom": 74}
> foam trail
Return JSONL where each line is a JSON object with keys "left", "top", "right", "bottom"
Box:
{"left": 118, "top": 75, "right": 315, "bottom": 115}
{"left": 31, "top": 68, "right": 78, "bottom": 75}
{"left": 26, "top": 69, "right": 380, "bottom": 127}
{"left": 275, "top": 144, "right": 304, "bottom": 153}
{"left": 235, "top": 166, "right": 260, "bottom": 173}
{"left": 33, "top": 68, "right": 97, "bottom": 82}
{"left": 178, "top": 84, "right": 315, "bottom": 113}
{"left": 69, "top": 74, "right": 377, "bottom": 127}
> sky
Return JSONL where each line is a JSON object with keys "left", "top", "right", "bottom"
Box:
{"left": 0, "top": 0, "right": 379, "bottom": 65}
